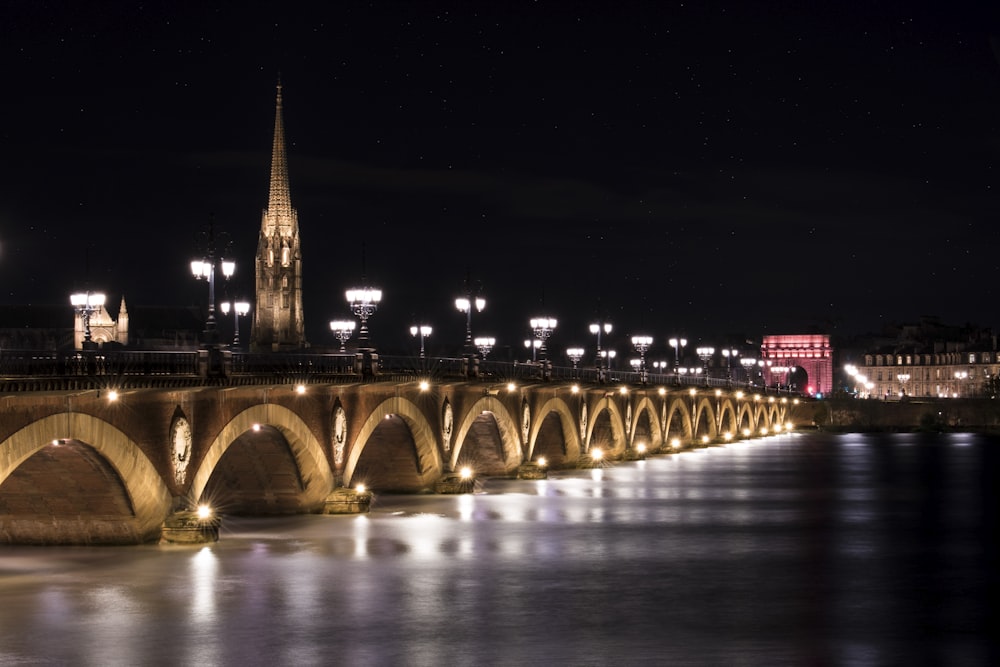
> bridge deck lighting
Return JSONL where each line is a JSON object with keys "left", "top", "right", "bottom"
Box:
{"left": 590, "top": 447, "right": 604, "bottom": 461}
{"left": 196, "top": 505, "right": 214, "bottom": 520}
{"left": 459, "top": 466, "right": 474, "bottom": 480}
{"left": 701, "top": 435, "right": 710, "bottom": 444}
{"left": 536, "top": 457, "right": 547, "bottom": 467}
{"left": 419, "top": 380, "right": 430, "bottom": 391}
{"left": 106, "top": 390, "right": 119, "bottom": 402}
{"left": 355, "top": 484, "right": 367, "bottom": 494}
{"left": 742, "top": 428, "right": 752, "bottom": 438}
{"left": 636, "top": 443, "right": 647, "bottom": 454}
{"left": 295, "top": 384, "right": 306, "bottom": 394}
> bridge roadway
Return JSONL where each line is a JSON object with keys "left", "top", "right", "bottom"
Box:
{"left": 0, "top": 349, "right": 808, "bottom": 545}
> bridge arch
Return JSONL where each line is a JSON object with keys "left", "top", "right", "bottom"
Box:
{"left": 527, "top": 396, "right": 582, "bottom": 464}
{"left": 189, "top": 403, "right": 334, "bottom": 513}
{"left": 663, "top": 396, "right": 694, "bottom": 445}
{"left": 630, "top": 395, "right": 662, "bottom": 450}
{"left": 343, "top": 396, "right": 442, "bottom": 490}
{"left": 584, "top": 396, "right": 627, "bottom": 458}
{"left": 450, "top": 395, "right": 523, "bottom": 476}
{"left": 0, "top": 412, "right": 172, "bottom": 544}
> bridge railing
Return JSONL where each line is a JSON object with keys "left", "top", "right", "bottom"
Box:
{"left": 1, "top": 347, "right": 799, "bottom": 396}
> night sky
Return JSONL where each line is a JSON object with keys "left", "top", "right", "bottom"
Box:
{"left": 2, "top": 1, "right": 1000, "bottom": 357}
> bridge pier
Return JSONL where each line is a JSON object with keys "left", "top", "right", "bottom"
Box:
{"left": 322, "top": 487, "right": 373, "bottom": 514}
{"left": 160, "top": 509, "right": 220, "bottom": 545}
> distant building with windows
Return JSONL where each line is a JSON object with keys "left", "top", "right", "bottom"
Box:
{"left": 852, "top": 317, "right": 998, "bottom": 398}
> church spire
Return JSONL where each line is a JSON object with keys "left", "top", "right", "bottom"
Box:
{"left": 251, "top": 79, "right": 307, "bottom": 351}
{"left": 265, "top": 79, "right": 294, "bottom": 230}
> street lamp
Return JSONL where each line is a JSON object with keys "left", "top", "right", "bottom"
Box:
{"left": 652, "top": 360, "right": 669, "bottom": 376}
{"left": 566, "top": 347, "right": 585, "bottom": 371}
{"left": 475, "top": 336, "right": 496, "bottom": 358}
{"left": 190, "top": 255, "right": 235, "bottom": 345}
{"left": 524, "top": 338, "right": 541, "bottom": 362}
{"left": 954, "top": 370, "right": 968, "bottom": 397}
{"left": 455, "top": 294, "right": 486, "bottom": 353}
{"left": 740, "top": 357, "right": 757, "bottom": 388}
{"left": 721, "top": 348, "right": 738, "bottom": 384}
{"left": 530, "top": 317, "right": 557, "bottom": 361}
{"left": 329, "top": 319, "right": 356, "bottom": 352}
{"left": 346, "top": 287, "right": 382, "bottom": 347}
{"left": 667, "top": 338, "right": 687, "bottom": 382}
{"left": 696, "top": 346, "right": 714, "bottom": 384}
{"left": 590, "top": 321, "right": 612, "bottom": 370}
{"left": 219, "top": 300, "right": 250, "bottom": 347}
{"left": 631, "top": 335, "right": 653, "bottom": 383}
{"left": 410, "top": 324, "right": 432, "bottom": 359}
{"left": 600, "top": 349, "right": 617, "bottom": 371}
{"left": 897, "top": 372, "right": 910, "bottom": 397}
{"left": 70, "top": 290, "right": 106, "bottom": 350}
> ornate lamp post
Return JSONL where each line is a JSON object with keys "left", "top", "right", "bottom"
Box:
{"left": 70, "top": 290, "right": 106, "bottom": 350}
{"left": 475, "top": 336, "right": 496, "bottom": 358}
{"left": 590, "top": 322, "right": 612, "bottom": 371}
{"left": 740, "top": 357, "right": 757, "bottom": 388}
{"left": 410, "top": 324, "right": 432, "bottom": 359}
{"left": 696, "top": 346, "right": 714, "bottom": 385}
{"left": 631, "top": 335, "right": 653, "bottom": 383}
{"left": 721, "top": 348, "right": 738, "bottom": 385}
{"left": 190, "top": 256, "right": 234, "bottom": 345}
{"left": 600, "top": 349, "right": 617, "bottom": 371}
{"left": 524, "top": 338, "right": 542, "bottom": 362}
{"left": 897, "top": 372, "right": 910, "bottom": 397}
{"left": 329, "top": 319, "right": 356, "bottom": 352}
{"left": 669, "top": 337, "right": 687, "bottom": 383}
{"left": 346, "top": 287, "right": 381, "bottom": 348}
{"left": 219, "top": 300, "right": 250, "bottom": 347}
{"left": 566, "top": 347, "right": 585, "bottom": 372}
{"left": 530, "top": 317, "right": 557, "bottom": 362}
{"left": 455, "top": 294, "right": 485, "bottom": 353}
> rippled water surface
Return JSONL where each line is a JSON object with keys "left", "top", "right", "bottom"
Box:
{"left": 2, "top": 432, "right": 997, "bottom": 666}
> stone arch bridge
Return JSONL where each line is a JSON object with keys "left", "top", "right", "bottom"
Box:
{"left": 1, "top": 354, "right": 808, "bottom": 545}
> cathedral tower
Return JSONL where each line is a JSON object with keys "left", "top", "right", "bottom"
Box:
{"left": 251, "top": 81, "right": 307, "bottom": 351}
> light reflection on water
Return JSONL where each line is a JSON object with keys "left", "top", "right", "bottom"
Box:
{"left": 1, "top": 432, "right": 997, "bottom": 666}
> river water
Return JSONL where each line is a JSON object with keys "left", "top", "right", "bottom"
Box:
{"left": 1, "top": 431, "right": 997, "bottom": 666}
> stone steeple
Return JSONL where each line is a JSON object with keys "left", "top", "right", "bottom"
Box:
{"left": 251, "top": 81, "right": 307, "bottom": 350}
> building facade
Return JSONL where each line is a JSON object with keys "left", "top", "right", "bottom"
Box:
{"left": 251, "top": 82, "right": 307, "bottom": 351}
{"left": 851, "top": 319, "right": 998, "bottom": 399}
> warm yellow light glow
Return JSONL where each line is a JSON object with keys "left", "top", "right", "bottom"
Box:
{"left": 355, "top": 484, "right": 366, "bottom": 494}
{"left": 724, "top": 432, "right": 733, "bottom": 441}
{"left": 591, "top": 447, "right": 604, "bottom": 461}
{"left": 701, "top": 435, "right": 710, "bottom": 444}
{"left": 671, "top": 438, "right": 681, "bottom": 449}
{"left": 107, "top": 390, "right": 119, "bottom": 401}
{"left": 571, "top": 385, "right": 580, "bottom": 394}
{"left": 459, "top": 466, "right": 473, "bottom": 480}
{"left": 773, "top": 423, "right": 783, "bottom": 432}
{"left": 619, "top": 386, "right": 628, "bottom": 395}
{"left": 760, "top": 427, "right": 769, "bottom": 435}
{"left": 742, "top": 428, "right": 751, "bottom": 437}
{"left": 689, "top": 388, "right": 697, "bottom": 397}
{"left": 537, "top": 457, "right": 547, "bottom": 467}
{"left": 785, "top": 422, "right": 794, "bottom": 431}
{"left": 636, "top": 442, "right": 647, "bottom": 453}
{"left": 252, "top": 423, "right": 261, "bottom": 432}
{"left": 295, "top": 384, "right": 306, "bottom": 394}
{"left": 419, "top": 380, "right": 430, "bottom": 391}
{"left": 196, "top": 505, "right": 213, "bottom": 520}
{"left": 736, "top": 391, "right": 743, "bottom": 399}
{"left": 658, "top": 387, "right": 666, "bottom": 396}
{"left": 507, "top": 382, "right": 517, "bottom": 392}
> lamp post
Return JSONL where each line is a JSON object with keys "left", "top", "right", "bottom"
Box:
{"left": 954, "top": 370, "right": 968, "bottom": 397}
{"left": 669, "top": 337, "right": 687, "bottom": 384}
{"left": 524, "top": 338, "right": 541, "bottom": 362}
{"left": 475, "top": 336, "right": 496, "bottom": 358}
{"left": 530, "top": 317, "right": 557, "bottom": 362}
{"left": 219, "top": 300, "right": 250, "bottom": 347}
{"left": 897, "top": 372, "right": 910, "bottom": 398}
{"left": 696, "top": 346, "right": 714, "bottom": 385}
{"left": 600, "top": 349, "right": 617, "bottom": 372}
{"left": 590, "top": 322, "right": 612, "bottom": 372}
{"left": 721, "top": 348, "right": 738, "bottom": 385}
{"left": 652, "top": 360, "right": 669, "bottom": 377}
{"left": 346, "top": 287, "right": 381, "bottom": 348}
{"left": 70, "top": 290, "right": 106, "bottom": 350}
{"left": 190, "top": 256, "right": 234, "bottom": 346}
{"left": 329, "top": 319, "right": 356, "bottom": 352}
{"left": 631, "top": 335, "right": 652, "bottom": 383}
{"left": 567, "top": 347, "right": 585, "bottom": 376}
{"left": 455, "top": 294, "right": 485, "bottom": 354}
{"left": 410, "top": 324, "right": 432, "bottom": 359}
{"left": 740, "top": 357, "right": 757, "bottom": 388}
